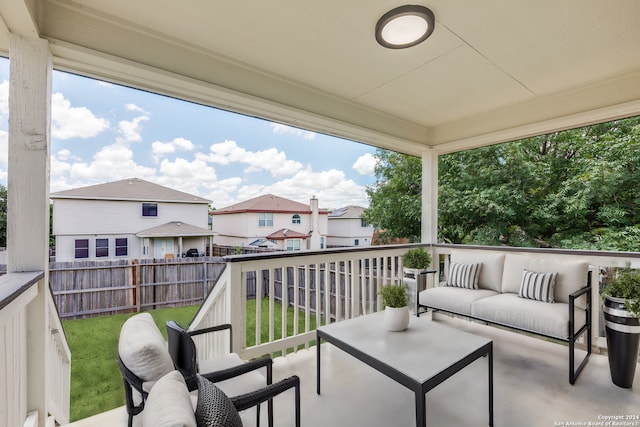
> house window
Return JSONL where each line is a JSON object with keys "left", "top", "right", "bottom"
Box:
{"left": 286, "top": 239, "right": 301, "bottom": 251}
{"left": 361, "top": 218, "right": 368, "bottom": 227}
{"left": 292, "top": 214, "right": 301, "bottom": 224}
{"left": 74, "top": 239, "right": 89, "bottom": 259}
{"left": 355, "top": 239, "right": 360, "bottom": 246}
{"left": 259, "top": 213, "right": 273, "bottom": 227}
{"left": 142, "top": 203, "right": 158, "bottom": 217}
{"left": 115, "top": 238, "right": 128, "bottom": 256}
{"left": 96, "top": 238, "right": 109, "bottom": 257}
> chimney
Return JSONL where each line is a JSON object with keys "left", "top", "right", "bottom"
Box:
{"left": 309, "top": 196, "right": 321, "bottom": 250}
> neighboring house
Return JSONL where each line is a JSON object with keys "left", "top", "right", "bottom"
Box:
{"left": 51, "top": 178, "right": 214, "bottom": 261}
{"left": 212, "top": 194, "right": 328, "bottom": 250}
{"left": 326, "top": 206, "right": 375, "bottom": 248}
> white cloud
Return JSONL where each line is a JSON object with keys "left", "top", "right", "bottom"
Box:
{"left": 152, "top": 137, "right": 195, "bottom": 162}
{"left": 247, "top": 167, "right": 369, "bottom": 209}
{"left": 0, "top": 80, "right": 8, "bottom": 119}
{"left": 199, "top": 140, "right": 303, "bottom": 177}
{"left": 0, "top": 130, "right": 7, "bottom": 166}
{"left": 270, "top": 123, "right": 316, "bottom": 140}
{"left": 51, "top": 92, "right": 110, "bottom": 140}
{"left": 56, "top": 148, "right": 81, "bottom": 162}
{"left": 117, "top": 115, "right": 149, "bottom": 143}
{"left": 126, "top": 104, "right": 147, "bottom": 113}
{"left": 352, "top": 153, "right": 376, "bottom": 175}
{"left": 65, "top": 143, "right": 156, "bottom": 183}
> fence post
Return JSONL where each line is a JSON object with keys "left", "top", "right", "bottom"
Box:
{"left": 203, "top": 259, "right": 208, "bottom": 300}
{"left": 132, "top": 259, "right": 140, "bottom": 313}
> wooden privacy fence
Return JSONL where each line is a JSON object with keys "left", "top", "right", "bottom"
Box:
{"left": 49, "top": 257, "right": 226, "bottom": 319}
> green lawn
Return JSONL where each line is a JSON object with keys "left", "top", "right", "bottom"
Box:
{"left": 63, "top": 299, "right": 317, "bottom": 422}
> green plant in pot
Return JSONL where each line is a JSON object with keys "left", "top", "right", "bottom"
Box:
{"left": 601, "top": 267, "right": 640, "bottom": 388}
{"left": 379, "top": 283, "right": 409, "bottom": 332}
{"left": 402, "top": 247, "right": 432, "bottom": 271}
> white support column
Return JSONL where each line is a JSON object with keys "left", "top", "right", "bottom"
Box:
{"left": 7, "top": 35, "right": 52, "bottom": 427}
{"left": 421, "top": 150, "right": 438, "bottom": 244}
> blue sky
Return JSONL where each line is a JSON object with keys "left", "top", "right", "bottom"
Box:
{"left": 0, "top": 57, "right": 378, "bottom": 209}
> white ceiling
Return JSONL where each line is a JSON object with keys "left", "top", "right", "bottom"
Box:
{"left": 2, "top": 0, "right": 640, "bottom": 155}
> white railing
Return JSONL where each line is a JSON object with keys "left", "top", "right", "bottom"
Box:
{"left": 0, "top": 271, "right": 71, "bottom": 427}
{"left": 190, "top": 245, "right": 411, "bottom": 360}
{"left": 191, "top": 243, "right": 640, "bottom": 359}
{"left": 47, "top": 290, "right": 71, "bottom": 425}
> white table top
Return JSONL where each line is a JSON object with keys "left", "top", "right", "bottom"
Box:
{"left": 318, "top": 311, "right": 492, "bottom": 384}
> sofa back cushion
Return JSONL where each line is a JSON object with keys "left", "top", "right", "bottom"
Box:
{"left": 451, "top": 250, "right": 505, "bottom": 292}
{"left": 501, "top": 253, "right": 589, "bottom": 308}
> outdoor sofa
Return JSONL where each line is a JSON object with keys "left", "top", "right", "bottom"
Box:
{"left": 418, "top": 249, "right": 592, "bottom": 384}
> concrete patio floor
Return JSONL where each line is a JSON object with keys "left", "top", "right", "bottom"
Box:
{"left": 67, "top": 314, "right": 639, "bottom": 427}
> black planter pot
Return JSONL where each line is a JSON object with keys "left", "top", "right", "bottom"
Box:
{"left": 603, "top": 295, "right": 640, "bottom": 388}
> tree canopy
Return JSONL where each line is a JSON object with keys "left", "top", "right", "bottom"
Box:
{"left": 363, "top": 116, "right": 640, "bottom": 250}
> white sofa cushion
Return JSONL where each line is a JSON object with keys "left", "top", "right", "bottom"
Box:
{"left": 419, "top": 286, "right": 498, "bottom": 316}
{"left": 198, "top": 353, "right": 267, "bottom": 398}
{"left": 519, "top": 270, "right": 558, "bottom": 303}
{"left": 471, "top": 293, "right": 586, "bottom": 339}
{"left": 446, "top": 262, "right": 481, "bottom": 289}
{"left": 118, "top": 313, "right": 175, "bottom": 383}
{"left": 451, "top": 250, "right": 505, "bottom": 292}
{"left": 500, "top": 253, "right": 530, "bottom": 294}
{"left": 142, "top": 370, "right": 197, "bottom": 427}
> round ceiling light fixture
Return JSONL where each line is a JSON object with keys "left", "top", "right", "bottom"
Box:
{"left": 375, "top": 5, "right": 435, "bottom": 49}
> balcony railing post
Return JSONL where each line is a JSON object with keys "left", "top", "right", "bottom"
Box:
{"left": 227, "top": 262, "right": 246, "bottom": 355}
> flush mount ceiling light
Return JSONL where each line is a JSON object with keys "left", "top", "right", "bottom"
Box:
{"left": 375, "top": 5, "right": 435, "bottom": 49}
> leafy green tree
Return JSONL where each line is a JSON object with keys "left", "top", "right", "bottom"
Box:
{"left": 365, "top": 116, "right": 640, "bottom": 251}
{"left": 362, "top": 150, "right": 422, "bottom": 242}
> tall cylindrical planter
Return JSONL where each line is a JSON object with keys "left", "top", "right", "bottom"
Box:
{"left": 603, "top": 295, "right": 640, "bottom": 388}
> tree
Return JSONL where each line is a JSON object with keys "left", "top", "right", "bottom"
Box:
{"left": 365, "top": 116, "right": 640, "bottom": 250}
{"left": 362, "top": 149, "right": 422, "bottom": 242}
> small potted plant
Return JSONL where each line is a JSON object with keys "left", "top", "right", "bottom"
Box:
{"left": 402, "top": 247, "right": 433, "bottom": 311}
{"left": 601, "top": 267, "right": 640, "bottom": 388}
{"left": 402, "top": 247, "right": 432, "bottom": 273}
{"left": 379, "top": 283, "right": 410, "bottom": 331}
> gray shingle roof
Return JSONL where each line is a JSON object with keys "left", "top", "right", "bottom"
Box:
{"left": 50, "top": 178, "right": 210, "bottom": 204}
{"left": 136, "top": 221, "right": 214, "bottom": 237}
{"left": 213, "top": 194, "right": 326, "bottom": 214}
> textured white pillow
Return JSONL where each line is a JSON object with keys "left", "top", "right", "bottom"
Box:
{"left": 142, "top": 370, "right": 196, "bottom": 427}
{"left": 118, "top": 313, "right": 174, "bottom": 383}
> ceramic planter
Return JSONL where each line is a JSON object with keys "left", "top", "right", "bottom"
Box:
{"left": 384, "top": 306, "right": 410, "bottom": 331}
{"left": 603, "top": 295, "right": 640, "bottom": 388}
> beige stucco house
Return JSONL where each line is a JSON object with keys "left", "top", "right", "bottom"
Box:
{"left": 326, "top": 206, "right": 375, "bottom": 248}
{"left": 51, "top": 178, "right": 214, "bottom": 261}
{"left": 211, "top": 194, "right": 328, "bottom": 250}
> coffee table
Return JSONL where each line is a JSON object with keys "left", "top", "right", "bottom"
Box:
{"left": 316, "top": 311, "right": 493, "bottom": 427}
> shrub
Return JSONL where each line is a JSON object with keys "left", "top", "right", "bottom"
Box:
{"left": 379, "top": 284, "right": 408, "bottom": 308}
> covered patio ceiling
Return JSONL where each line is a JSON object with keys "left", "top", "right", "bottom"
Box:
{"left": 1, "top": 0, "right": 640, "bottom": 155}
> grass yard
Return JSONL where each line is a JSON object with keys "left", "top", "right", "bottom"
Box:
{"left": 63, "top": 299, "right": 317, "bottom": 422}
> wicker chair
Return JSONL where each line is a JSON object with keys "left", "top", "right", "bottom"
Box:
{"left": 167, "top": 320, "right": 285, "bottom": 427}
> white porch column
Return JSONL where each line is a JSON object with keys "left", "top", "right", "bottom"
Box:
{"left": 421, "top": 150, "right": 438, "bottom": 244}
{"left": 7, "top": 35, "right": 52, "bottom": 427}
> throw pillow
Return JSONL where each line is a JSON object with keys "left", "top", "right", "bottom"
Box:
{"left": 519, "top": 269, "right": 558, "bottom": 303}
{"left": 142, "top": 370, "right": 197, "bottom": 427}
{"left": 195, "top": 375, "right": 243, "bottom": 427}
{"left": 446, "top": 262, "right": 481, "bottom": 289}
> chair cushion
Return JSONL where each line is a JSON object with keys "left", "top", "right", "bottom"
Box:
{"left": 198, "top": 354, "right": 267, "bottom": 398}
{"left": 119, "top": 313, "right": 175, "bottom": 383}
{"left": 446, "top": 262, "right": 481, "bottom": 289}
{"left": 142, "top": 370, "right": 197, "bottom": 427}
{"left": 471, "top": 293, "right": 586, "bottom": 339}
{"left": 195, "top": 375, "right": 243, "bottom": 427}
{"left": 519, "top": 270, "right": 557, "bottom": 303}
{"left": 419, "top": 286, "right": 498, "bottom": 316}
{"left": 450, "top": 250, "right": 505, "bottom": 292}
